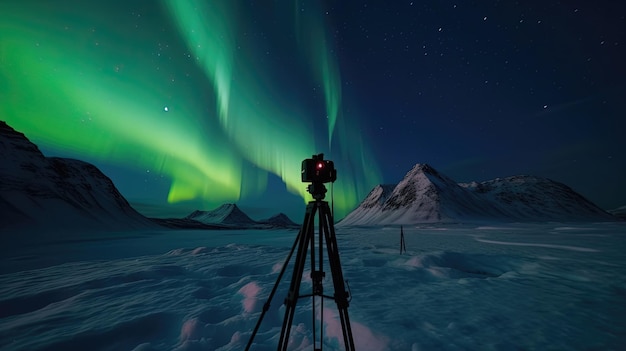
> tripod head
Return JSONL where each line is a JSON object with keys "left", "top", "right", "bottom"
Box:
{"left": 307, "top": 182, "right": 327, "bottom": 200}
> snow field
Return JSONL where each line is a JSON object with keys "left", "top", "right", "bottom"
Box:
{"left": 1, "top": 223, "right": 625, "bottom": 350}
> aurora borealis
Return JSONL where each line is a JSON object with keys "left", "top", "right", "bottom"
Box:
{"left": 1, "top": 1, "right": 625, "bottom": 220}
{"left": 1, "top": 0, "right": 380, "bottom": 219}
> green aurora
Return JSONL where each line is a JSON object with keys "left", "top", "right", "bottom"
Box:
{"left": 0, "top": 1, "right": 381, "bottom": 218}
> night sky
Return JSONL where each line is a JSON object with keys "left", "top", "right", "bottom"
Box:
{"left": 2, "top": 1, "right": 625, "bottom": 221}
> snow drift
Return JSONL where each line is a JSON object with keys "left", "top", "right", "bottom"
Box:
{"left": 2, "top": 224, "right": 625, "bottom": 350}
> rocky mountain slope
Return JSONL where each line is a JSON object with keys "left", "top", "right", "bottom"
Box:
{"left": 0, "top": 121, "right": 155, "bottom": 231}
{"left": 460, "top": 175, "right": 613, "bottom": 221}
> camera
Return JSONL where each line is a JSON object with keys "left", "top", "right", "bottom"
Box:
{"left": 301, "top": 153, "right": 336, "bottom": 183}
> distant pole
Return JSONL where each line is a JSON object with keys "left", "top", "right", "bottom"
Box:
{"left": 400, "top": 225, "right": 407, "bottom": 254}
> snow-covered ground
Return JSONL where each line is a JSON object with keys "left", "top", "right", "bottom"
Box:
{"left": 1, "top": 222, "right": 625, "bottom": 350}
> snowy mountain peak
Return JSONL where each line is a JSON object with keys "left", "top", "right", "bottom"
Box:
{"left": 407, "top": 163, "right": 436, "bottom": 175}
{"left": 401, "top": 163, "right": 460, "bottom": 190}
{"left": 186, "top": 203, "right": 256, "bottom": 225}
{"left": 339, "top": 163, "right": 615, "bottom": 226}
{"left": 339, "top": 163, "right": 469, "bottom": 225}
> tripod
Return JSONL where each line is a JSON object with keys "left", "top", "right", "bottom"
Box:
{"left": 245, "top": 182, "right": 356, "bottom": 351}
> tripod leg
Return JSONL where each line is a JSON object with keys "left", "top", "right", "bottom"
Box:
{"left": 320, "top": 203, "right": 356, "bottom": 351}
{"left": 277, "top": 202, "right": 317, "bottom": 350}
{"left": 244, "top": 226, "right": 304, "bottom": 351}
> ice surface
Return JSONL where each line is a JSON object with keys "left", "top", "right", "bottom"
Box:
{"left": 1, "top": 222, "right": 625, "bottom": 350}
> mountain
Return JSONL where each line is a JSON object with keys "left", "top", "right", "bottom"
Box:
{"left": 258, "top": 213, "right": 299, "bottom": 228}
{"left": 339, "top": 163, "right": 616, "bottom": 226}
{"left": 339, "top": 164, "right": 509, "bottom": 225}
{"left": 607, "top": 205, "right": 626, "bottom": 220}
{"left": 0, "top": 121, "right": 156, "bottom": 231}
{"left": 184, "top": 205, "right": 299, "bottom": 228}
{"left": 185, "top": 203, "right": 257, "bottom": 227}
{"left": 461, "top": 175, "right": 614, "bottom": 221}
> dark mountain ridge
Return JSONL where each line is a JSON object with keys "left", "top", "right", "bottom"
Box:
{"left": 258, "top": 212, "right": 299, "bottom": 228}
{"left": 186, "top": 204, "right": 298, "bottom": 228}
{"left": 1, "top": 121, "right": 298, "bottom": 231}
{"left": 186, "top": 203, "right": 257, "bottom": 226}
{"left": 0, "top": 121, "right": 155, "bottom": 231}
{"left": 3, "top": 121, "right": 614, "bottom": 230}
